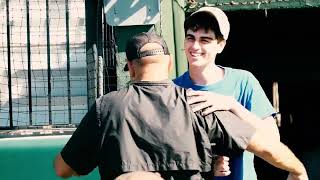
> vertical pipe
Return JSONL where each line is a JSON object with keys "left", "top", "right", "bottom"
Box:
{"left": 272, "top": 81, "right": 281, "bottom": 127}
{"left": 96, "top": 3, "right": 104, "bottom": 97}
{"left": 102, "top": 6, "right": 107, "bottom": 66}
{"left": 172, "top": 0, "right": 187, "bottom": 77}
{"left": 102, "top": 8, "right": 108, "bottom": 94}
{"left": 97, "top": 4, "right": 104, "bottom": 97}
{"left": 85, "top": 0, "right": 98, "bottom": 109}
{"left": 96, "top": 0, "right": 103, "bottom": 96}
{"left": 65, "top": 0, "right": 72, "bottom": 124}
{"left": 6, "top": 0, "right": 13, "bottom": 128}
{"left": 26, "top": 0, "right": 33, "bottom": 125}
{"left": 46, "top": 0, "right": 52, "bottom": 124}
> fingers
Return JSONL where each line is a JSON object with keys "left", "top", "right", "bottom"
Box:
{"left": 215, "top": 170, "right": 231, "bottom": 176}
{"left": 202, "top": 106, "right": 217, "bottom": 115}
{"left": 186, "top": 89, "right": 206, "bottom": 96}
{"left": 214, "top": 156, "right": 231, "bottom": 177}
{"left": 187, "top": 89, "right": 232, "bottom": 112}
{"left": 191, "top": 102, "right": 213, "bottom": 112}
{"left": 219, "top": 156, "right": 230, "bottom": 161}
{"left": 187, "top": 95, "right": 208, "bottom": 105}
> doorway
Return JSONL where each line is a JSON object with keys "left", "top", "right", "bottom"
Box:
{"left": 217, "top": 8, "right": 320, "bottom": 180}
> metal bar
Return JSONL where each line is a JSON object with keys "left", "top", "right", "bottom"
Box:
{"left": 46, "top": 0, "right": 52, "bottom": 125}
{"left": 172, "top": 0, "right": 187, "bottom": 77}
{"left": 96, "top": 0, "right": 103, "bottom": 96}
{"left": 6, "top": 0, "right": 13, "bottom": 128}
{"left": 272, "top": 81, "right": 281, "bottom": 127}
{"left": 103, "top": 5, "right": 107, "bottom": 66}
{"left": 26, "top": 0, "right": 33, "bottom": 125}
{"left": 101, "top": 6, "right": 107, "bottom": 95}
{"left": 97, "top": 11, "right": 104, "bottom": 98}
{"left": 107, "top": 25, "right": 111, "bottom": 67}
{"left": 85, "top": 0, "right": 99, "bottom": 109}
{"left": 111, "top": 26, "right": 116, "bottom": 67}
{"left": 65, "top": 0, "right": 72, "bottom": 124}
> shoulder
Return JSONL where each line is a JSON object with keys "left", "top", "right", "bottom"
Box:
{"left": 225, "top": 67, "right": 255, "bottom": 80}
{"left": 224, "top": 67, "right": 259, "bottom": 87}
{"left": 97, "top": 87, "right": 129, "bottom": 108}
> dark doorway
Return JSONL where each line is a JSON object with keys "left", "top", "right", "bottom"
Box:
{"left": 216, "top": 8, "right": 320, "bottom": 180}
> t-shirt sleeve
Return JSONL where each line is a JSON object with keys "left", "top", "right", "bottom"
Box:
{"left": 244, "top": 73, "right": 276, "bottom": 119}
{"left": 60, "top": 101, "right": 102, "bottom": 175}
{"left": 205, "top": 110, "right": 256, "bottom": 157}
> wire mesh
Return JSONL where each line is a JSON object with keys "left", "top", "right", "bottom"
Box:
{"left": 0, "top": 0, "right": 87, "bottom": 128}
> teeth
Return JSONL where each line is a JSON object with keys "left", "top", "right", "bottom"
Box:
{"left": 190, "top": 52, "right": 201, "bottom": 57}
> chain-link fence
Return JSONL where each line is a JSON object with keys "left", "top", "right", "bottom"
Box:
{"left": 0, "top": 0, "right": 87, "bottom": 128}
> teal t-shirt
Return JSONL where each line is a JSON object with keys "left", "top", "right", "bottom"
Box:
{"left": 173, "top": 66, "right": 276, "bottom": 180}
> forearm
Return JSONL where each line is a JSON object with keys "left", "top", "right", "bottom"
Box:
{"left": 264, "top": 143, "right": 306, "bottom": 175}
{"left": 229, "top": 98, "right": 307, "bottom": 177}
{"left": 247, "top": 131, "right": 306, "bottom": 176}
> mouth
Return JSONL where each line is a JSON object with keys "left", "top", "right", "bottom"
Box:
{"left": 190, "top": 52, "right": 203, "bottom": 57}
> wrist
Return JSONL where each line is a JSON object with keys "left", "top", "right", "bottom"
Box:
{"left": 295, "top": 167, "right": 307, "bottom": 176}
{"left": 291, "top": 164, "right": 307, "bottom": 177}
{"left": 228, "top": 96, "right": 239, "bottom": 112}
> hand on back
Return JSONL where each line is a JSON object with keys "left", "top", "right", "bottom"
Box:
{"left": 187, "top": 89, "right": 235, "bottom": 115}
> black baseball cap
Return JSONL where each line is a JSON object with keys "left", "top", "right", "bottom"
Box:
{"left": 124, "top": 32, "right": 170, "bottom": 71}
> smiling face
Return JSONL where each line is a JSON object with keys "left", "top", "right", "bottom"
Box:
{"left": 184, "top": 28, "right": 226, "bottom": 68}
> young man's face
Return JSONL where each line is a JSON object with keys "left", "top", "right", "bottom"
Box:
{"left": 184, "top": 28, "right": 225, "bottom": 68}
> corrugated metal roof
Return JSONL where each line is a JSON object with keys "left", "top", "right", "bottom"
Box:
{"left": 185, "top": 0, "right": 320, "bottom": 12}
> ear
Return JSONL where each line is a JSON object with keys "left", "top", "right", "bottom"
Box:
{"left": 127, "top": 61, "right": 135, "bottom": 80}
{"left": 217, "top": 40, "right": 226, "bottom": 54}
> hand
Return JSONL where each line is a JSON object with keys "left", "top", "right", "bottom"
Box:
{"left": 287, "top": 172, "right": 308, "bottom": 180}
{"left": 213, "top": 156, "right": 231, "bottom": 176}
{"left": 186, "top": 89, "right": 235, "bottom": 115}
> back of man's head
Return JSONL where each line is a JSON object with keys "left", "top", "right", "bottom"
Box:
{"left": 123, "top": 32, "right": 171, "bottom": 80}
{"left": 184, "top": 7, "right": 230, "bottom": 41}
{"left": 123, "top": 32, "right": 170, "bottom": 71}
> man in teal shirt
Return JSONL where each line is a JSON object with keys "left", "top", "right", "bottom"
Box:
{"left": 174, "top": 7, "right": 277, "bottom": 180}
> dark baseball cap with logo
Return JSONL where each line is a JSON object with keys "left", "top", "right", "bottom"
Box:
{"left": 123, "top": 32, "right": 170, "bottom": 71}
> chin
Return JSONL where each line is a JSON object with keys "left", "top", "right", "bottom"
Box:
{"left": 189, "top": 61, "right": 207, "bottom": 68}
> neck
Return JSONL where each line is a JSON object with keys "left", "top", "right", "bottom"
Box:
{"left": 133, "top": 66, "right": 169, "bottom": 81}
{"left": 189, "top": 64, "right": 224, "bottom": 85}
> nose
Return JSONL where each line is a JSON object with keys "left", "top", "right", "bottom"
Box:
{"left": 190, "top": 40, "right": 201, "bottom": 50}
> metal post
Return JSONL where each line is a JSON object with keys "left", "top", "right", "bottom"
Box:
{"left": 6, "top": 0, "right": 13, "bottom": 128}
{"left": 85, "top": 0, "right": 99, "bottom": 109}
{"left": 46, "top": 0, "right": 52, "bottom": 125}
{"left": 26, "top": 0, "right": 33, "bottom": 125}
{"left": 65, "top": 0, "right": 72, "bottom": 124}
{"left": 96, "top": 0, "right": 103, "bottom": 96}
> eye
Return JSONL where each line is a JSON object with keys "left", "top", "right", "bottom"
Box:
{"left": 185, "top": 39, "right": 195, "bottom": 43}
{"left": 185, "top": 36, "right": 194, "bottom": 41}
{"left": 201, "top": 39, "right": 210, "bottom": 43}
